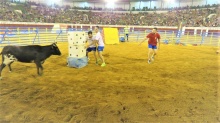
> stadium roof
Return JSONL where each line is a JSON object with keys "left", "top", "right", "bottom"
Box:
{"left": 67, "top": 0, "right": 158, "bottom": 3}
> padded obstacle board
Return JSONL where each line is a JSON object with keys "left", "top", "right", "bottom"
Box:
{"left": 68, "top": 32, "right": 86, "bottom": 45}
{"left": 103, "top": 28, "right": 119, "bottom": 44}
{"left": 68, "top": 45, "right": 86, "bottom": 58}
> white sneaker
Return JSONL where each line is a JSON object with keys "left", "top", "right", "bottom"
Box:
{"left": 151, "top": 56, "right": 154, "bottom": 61}
{"left": 148, "top": 60, "right": 151, "bottom": 64}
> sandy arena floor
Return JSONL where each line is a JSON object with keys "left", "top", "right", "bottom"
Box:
{"left": 0, "top": 42, "right": 219, "bottom": 123}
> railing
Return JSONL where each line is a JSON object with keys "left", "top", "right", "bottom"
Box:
{"left": 0, "top": 27, "right": 68, "bottom": 47}
{"left": 119, "top": 30, "right": 220, "bottom": 46}
{"left": 0, "top": 27, "right": 219, "bottom": 47}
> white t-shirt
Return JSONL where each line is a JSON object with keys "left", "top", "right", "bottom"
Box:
{"left": 87, "top": 36, "right": 96, "bottom": 47}
{"left": 95, "top": 32, "right": 104, "bottom": 46}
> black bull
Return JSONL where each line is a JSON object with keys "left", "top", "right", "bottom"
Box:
{"left": 0, "top": 43, "right": 61, "bottom": 78}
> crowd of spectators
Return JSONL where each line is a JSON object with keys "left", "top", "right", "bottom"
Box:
{"left": 0, "top": 1, "right": 219, "bottom": 27}
{"left": 71, "top": 3, "right": 219, "bottom": 11}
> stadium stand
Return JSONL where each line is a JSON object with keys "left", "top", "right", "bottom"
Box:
{"left": 0, "top": 1, "right": 219, "bottom": 27}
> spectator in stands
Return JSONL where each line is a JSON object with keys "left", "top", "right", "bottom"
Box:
{"left": 0, "top": 1, "right": 219, "bottom": 27}
{"left": 124, "top": 25, "right": 130, "bottom": 41}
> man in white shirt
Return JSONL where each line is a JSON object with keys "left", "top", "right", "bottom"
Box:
{"left": 88, "top": 26, "right": 106, "bottom": 67}
{"left": 86, "top": 31, "right": 97, "bottom": 61}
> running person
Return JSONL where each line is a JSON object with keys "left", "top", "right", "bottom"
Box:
{"left": 139, "top": 27, "right": 160, "bottom": 64}
{"left": 86, "top": 31, "right": 97, "bottom": 61}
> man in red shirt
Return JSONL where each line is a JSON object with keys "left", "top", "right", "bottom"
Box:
{"left": 139, "top": 27, "right": 161, "bottom": 64}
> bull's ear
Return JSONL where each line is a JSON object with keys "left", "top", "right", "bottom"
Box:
{"left": 52, "top": 43, "right": 57, "bottom": 47}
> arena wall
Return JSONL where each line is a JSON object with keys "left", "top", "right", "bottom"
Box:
{"left": 0, "top": 21, "right": 219, "bottom": 47}
{"left": 0, "top": 21, "right": 219, "bottom": 32}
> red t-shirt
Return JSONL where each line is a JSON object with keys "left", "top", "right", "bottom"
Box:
{"left": 146, "top": 32, "right": 160, "bottom": 46}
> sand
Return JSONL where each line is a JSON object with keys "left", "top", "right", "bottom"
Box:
{"left": 0, "top": 42, "right": 219, "bottom": 123}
